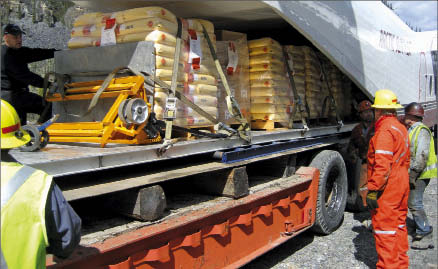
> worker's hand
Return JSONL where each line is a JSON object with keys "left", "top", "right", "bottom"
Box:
{"left": 48, "top": 81, "right": 58, "bottom": 94}
{"left": 359, "top": 187, "right": 368, "bottom": 207}
{"left": 366, "top": 190, "right": 381, "bottom": 210}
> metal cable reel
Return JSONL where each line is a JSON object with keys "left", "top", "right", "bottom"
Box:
{"left": 118, "top": 98, "right": 149, "bottom": 125}
{"left": 20, "top": 125, "right": 49, "bottom": 152}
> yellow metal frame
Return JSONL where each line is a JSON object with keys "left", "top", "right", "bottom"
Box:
{"left": 46, "top": 76, "right": 161, "bottom": 147}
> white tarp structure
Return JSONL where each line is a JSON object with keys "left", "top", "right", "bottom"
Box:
{"left": 73, "top": 1, "right": 437, "bottom": 105}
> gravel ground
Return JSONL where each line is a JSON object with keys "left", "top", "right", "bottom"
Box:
{"left": 244, "top": 179, "right": 437, "bottom": 269}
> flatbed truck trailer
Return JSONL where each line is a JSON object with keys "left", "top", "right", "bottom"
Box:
{"left": 4, "top": 1, "right": 437, "bottom": 268}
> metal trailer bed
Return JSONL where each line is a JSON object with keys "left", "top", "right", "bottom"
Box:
{"left": 10, "top": 124, "right": 354, "bottom": 177}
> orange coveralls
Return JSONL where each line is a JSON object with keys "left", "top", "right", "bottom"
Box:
{"left": 367, "top": 115, "right": 410, "bottom": 269}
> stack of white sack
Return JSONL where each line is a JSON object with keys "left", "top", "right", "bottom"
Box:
{"left": 321, "top": 54, "right": 343, "bottom": 118}
{"left": 153, "top": 18, "right": 219, "bottom": 127}
{"left": 216, "top": 30, "right": 251, "bottom": 125}
{"left": 69, "top": 7, "right": 182, "bottom": 49}
{"left": 341, "top": 74, "right": 352, "bottom": 118}
{"left": 317, "top": 51, "right": 351, "bottom": 119}
{"left": 302, "top": 46, "right": 327, "bottom": 119}
{"left": 70, "top": 8, "right": 221, "bottom": 128}
{"left": 284, "top": 45, "right": 307, "bottom": 120}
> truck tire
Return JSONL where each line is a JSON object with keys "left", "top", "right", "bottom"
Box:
{"left": 310, "top": 150, "right": 348, "bottom": 235}
{"left": 346, "top": 160, "right": 367, "bottom": 212}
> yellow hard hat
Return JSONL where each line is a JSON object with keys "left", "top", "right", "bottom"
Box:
{"left": 1, "top": 100, "right": 31, "bottom": 149}
{"left": 371, "top": 89, "right": 403, "bottom": 109}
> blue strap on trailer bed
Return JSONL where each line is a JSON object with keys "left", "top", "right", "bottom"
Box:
{"left": 215, "top": 134, "right": 343, "bottom": 163}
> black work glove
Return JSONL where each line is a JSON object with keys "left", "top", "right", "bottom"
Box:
{"left": 409, "top": 172, "right": 419, "bottom": 190}
{"left": 366, "top": 191, "right": 382, "bottom": 210}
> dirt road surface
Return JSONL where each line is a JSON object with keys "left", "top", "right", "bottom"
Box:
{"left": 244, "top": 178, "right": 437, "bottom": 269}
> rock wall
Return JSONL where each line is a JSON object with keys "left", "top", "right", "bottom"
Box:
{"left": 1, "top": 0, "right": 87, "bottom": 102}
{"left": 1, "top": 0, "right": 86, "bottom": 49}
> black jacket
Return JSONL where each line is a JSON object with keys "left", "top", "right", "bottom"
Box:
{"left": 45, "top": 183, "right": 82, "bottom": 258}
{"left": 1, "top": 44, "right": 56, "bottom": 91}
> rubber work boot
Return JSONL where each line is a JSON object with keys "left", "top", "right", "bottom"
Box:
{"left": 411, "top": 233, "right": 434, "bottom": 250}
{"left": 361, "top": 219, "right": 373, "bottom": 231}
{"left": 411, "top": 236, "right": 434, "bottom": 249}
{"left": 414, "top": 226, "right": 433, "bottom": 240}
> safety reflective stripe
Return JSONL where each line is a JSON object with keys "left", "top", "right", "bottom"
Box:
{"left": 375, "top": 230, "right": 396, "bottom": 234}
{"left": 392, "top": 125, "right": 409, "bottom": 148}
{"left": 395, "top": 151, "right": 407, "bottom": 164}
{"left": 410, "top": 124, "right": 438, "bottom": 179}
{"left": 398, "top": 224, "right": 405, "bottom": 228}
{"left": 389, "top": 125, "right": 408, "bottom": 164}
{"left": 391, "top": 125, "right": 403, "bottom": 136}
{"left": 1, "top": 165, "right": 36, "bottom": 269}
{"left": 375, "top": 150, "right": 394, "bottom": 155}
{"left": 409, "top": 125, "right": 423, "bottom": 158}
{"left": 1, "top": 166, "right": 36, "bottom": 208}
{"left": 427, "top": 163, "right": 437, "bottom": 170}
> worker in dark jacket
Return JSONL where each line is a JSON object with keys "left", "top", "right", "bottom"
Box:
{"left": 1, "top": 23, "right": 56, "bottom": 124}
{"left": 1, "top": 99, "right": 81, "bottom": 268}
{"left": 348, "top": 100, "right": 375, "bottom": 161}
{"left": 347, "top": 100, "right": 375, "bottom": 210}
{"left": 403, "top": 102, "right": 437, "bottom": 249}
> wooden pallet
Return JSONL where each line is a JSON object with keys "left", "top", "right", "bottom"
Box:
{"left": 251, "top": 120, "right": 290, "bottom": 131}
{"left": 172, "top": 125, "right": 216, "bottom": 140}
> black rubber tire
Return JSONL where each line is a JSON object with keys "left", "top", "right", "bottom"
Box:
{"left": 39, "top": 130, "right": 50, "bottom": 149}
{"left": 346, "top": 160, "right": 367, "bottom": 212}
{"left": 310, "top": 150, "right": 348, "bottom": 235}
{"left": 20, "top": 125, "right": 42, "bottom": 152}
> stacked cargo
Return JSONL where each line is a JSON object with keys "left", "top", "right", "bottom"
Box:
{"left": 302, "top": 47, "right": 326, "bottom": 119}
{"left": 68, "top": 12, "right": 106, "bottom": 48}
{"left": 69, "top": 8, "right": 220, "bottom": 128}
{"left": 154, "top": 18, "right": 219, "bottom": 127}
{"left": 216, "top": 30, "right": 251, "bottom": 125}
{"left": 248, "top": 38, "right": 293, "bottom": 129}
{"left": 341, "top": 74, "right": 353, "bottom": 118}
{"left": 326, "top": 63, "right": 343, "bottom": 118}
{"left": 69, "top": 7, "right": 181, "bottom": 49}
{"left": 316, "top": 51, "right": 345, "bottom": 119}
{"left": 284, "top": 45, "right": 307, "bottom": 120}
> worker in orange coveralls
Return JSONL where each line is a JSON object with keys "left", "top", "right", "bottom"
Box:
{"left": 365, "top": 89, "right": 410, "bottom": 269}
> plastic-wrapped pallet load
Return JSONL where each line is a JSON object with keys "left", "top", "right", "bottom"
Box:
{"left": 248, "top": 38, "right": 293, "bottom": 129}
{"left": 68, "top": 12, "right": 107, "bottom": 48}
{"left": 302, "top": 46, "right": 326, "bottom": 119}
{"left": 316, "top": 51, "right": 344, "bottom": 119}
{"left": 68, "top": 7, "right": 181, "bottom": 49}
{"left": 154, "top": 18, "right": 220, "bottom": 127}
{"left": 284, "top": 45, "right": 307, "bottom": 120}
{"left": 341, "top": 74, "right": 352, "bottom": 118}
{"left": 216, "top": 30, "right": 251, "bottom": 125}
{"left": 70, "top": 9, "right": 220, "bottom": 129}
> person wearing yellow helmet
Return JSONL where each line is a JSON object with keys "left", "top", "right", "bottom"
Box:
{"left": 1, "top": 98, "right": 31, "bottom": 149}
{"left": 1, "top": 100, "right": 81, "bottom": 269}
{"left": 364, "top": 89, "right": 410, "bottom": 268}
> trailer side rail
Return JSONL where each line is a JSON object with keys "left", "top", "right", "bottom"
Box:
{"left": 47, "top": 167, "right": 319, "bottom": 269}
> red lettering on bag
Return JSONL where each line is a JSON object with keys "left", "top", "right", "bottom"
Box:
{"left": 105, "top": 18, "right": 116, "bottom": 30}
